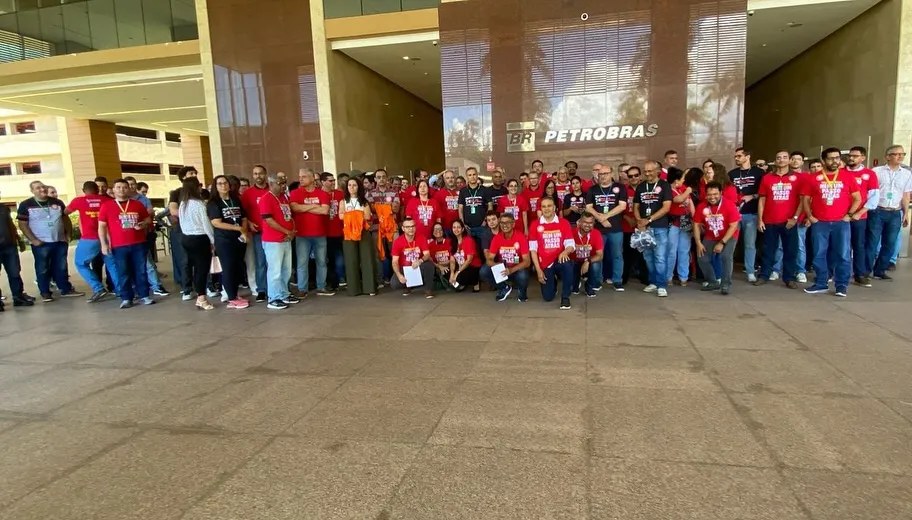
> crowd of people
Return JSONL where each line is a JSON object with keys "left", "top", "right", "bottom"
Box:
{"left": 0, "top": 144, "right": 909, "bottom": 312}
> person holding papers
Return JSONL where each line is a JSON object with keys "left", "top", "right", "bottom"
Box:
{"left": 482, "top": 212, "right": 531, "bottom": 302}
{"left": 390, "top": 217, "right": 435, "bottom": 298}
{"left": 529, "top": 197, "right": 576, "bottom": 309}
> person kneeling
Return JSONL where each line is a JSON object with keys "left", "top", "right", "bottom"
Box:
{"left": 693, "top": 182, "right": 741, "bottom": 295}
{"left": 391, "top": 217, "right": 436, "bottom": 298}
{"left": 481, "top": 213, "right": 531, "bottom": 302}
{"left": 572, "top": 212, "right": 604, "bottom": 297}
{"left": 530, "top": 198, "right": 576, "bottom": 309}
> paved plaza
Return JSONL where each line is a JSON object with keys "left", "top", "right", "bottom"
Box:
{"left": 1, "top": 259, "right": 911, "bottom": 519}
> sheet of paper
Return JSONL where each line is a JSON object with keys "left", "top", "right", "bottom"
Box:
{"left": 492, "top": 263, "right": 509, "bottom": 284}
{"left": 405, "top": 265, "right": 424, "bottom": 288}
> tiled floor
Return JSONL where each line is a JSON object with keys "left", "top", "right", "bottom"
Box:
{"left": 1, "top": 260, "right": 911, "bottom": 519}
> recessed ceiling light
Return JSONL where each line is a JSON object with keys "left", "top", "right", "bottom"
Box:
{"left": 384, "top": 102, "right": 390, "bottom": 106}
{"left": 402, "top": 56, "right": 410, "bottom": 60}
{"left": 761, "top": 43, "right": 767, "bottom": 47}
{"left": 786, "top": 21, "right": 803, "bottom": 28}
{"left": 432, "top": 40, "right": 438, "bottom": 45}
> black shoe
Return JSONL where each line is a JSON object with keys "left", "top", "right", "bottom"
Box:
{"left": 720, "top": 285, "right": 731, "bottom": 295}
{"left": 41, "top": 293, "right": 54, "bottom": 302}
{"left": 701, "top": 282, "right": 721, "bottom": 292}
{"left": 888, "top": 262, "right": 897, "bottom": 271}
{"left": 59, "top": 289, "right": 86, "bottom": 298}
{"left": 13, "top": 297, "right": 34, "bottom": 307}
{"left": 560, "top": 297, "right": 571, "bottom": 310}
{"left": 267, "top": 299, "right": 288, "bottom": 310}
{"left": 874, "top": 273, "right": 893, "bottom": 281}
{"left": 0, "top": 301, "right": 5, "bottom": 312}
{"left": 255, "top": 292, "right": 267, "bottom": 303}
{"left": 283, "top": 295, "right": 300, "bottom": 305}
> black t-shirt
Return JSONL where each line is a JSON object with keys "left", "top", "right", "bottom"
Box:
{"left": 728, "top": 166, "right": 765, "bottom": 214}
{"left": 458, "top": 184, "right": 491, "bottom": 228}
{"left": 487, "top": 184, "right": 508, "bottom": 207}
{"left": 586, "top": 182, "right": 627, "bottom": 232}
{"left": 0, "top": 205, "right": 14, "bottom": 246}
{"left": 206, "top": 196, "right": 247, "bottom": 242}
{"left": 478, "top": 226, "right": 496, "bottom": 253}
{"left": 562, "top": 192, "right": 588, "bottom": 227}
{"left": 634, "top": 179, "right": 673, "bottom": 228}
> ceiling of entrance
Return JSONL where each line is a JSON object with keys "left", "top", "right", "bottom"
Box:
{"left": 332, "top": 0, "right": 880, "bottom": 107}
{"left": 0, "top": 67, "right": 208, "bottom": 135}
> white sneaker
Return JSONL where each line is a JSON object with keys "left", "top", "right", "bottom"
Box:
{"left": 657, "top": 288, "right": 668, "bottom": 297}
{"left": 643, "top": 284, "right": 658, "bottom": 293}
{"left": 770, "top": 272, "right": 780, "bottom": 281}
{"left": 747, "top": 273, "right": 758, "bottom": 283}
{"left": 220, "top": 292, "right": 229, "bottom": 303}
{"left": 796, "top": 273, "right": 807, "bottom": 283}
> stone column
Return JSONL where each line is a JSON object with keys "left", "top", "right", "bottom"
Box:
{"left": 181, "top": 134, "right": 214, "bottom": 184}
{"left": 61, "top": 118, "right": 121, "bottom": 188}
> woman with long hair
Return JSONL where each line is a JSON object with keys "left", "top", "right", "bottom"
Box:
{"left": 341, "top": 177, "right": 376, "bottom": 296}
{"left": 666, "top": 168, "right": 695, "bottom": 286}
{"left": 178, "top": 178, "right": 215, "bottom": 310}
{"left": 404, "top": 179, "right": 441, "bottom": 239}
{"left": 427, "top": 222, "right": 452, "bottom": 289}
{"left": 448, "top": 219, "right": 482, "bottom": 292}
{"left": 538, "top": 179, "right": 561, "bottom": 216}
{"left": 207, "top": 175, "right": 249, "bottom": 309}
{"left": 497, "top": 179, "right": 530, "bottom": 235}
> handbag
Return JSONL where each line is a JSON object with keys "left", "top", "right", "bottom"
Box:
{"left": 210, "top": 256, "right": 223, "bottom": 274}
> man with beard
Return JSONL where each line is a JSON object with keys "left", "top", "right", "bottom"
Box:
{"left": 488, "top": 167, "right": 508, "bottom": 207}
{"left": 844, "top": 146, "right": 880, "bottom": 286}
{"left": 434, "top": 169, "right": 461, "bottom": 233}
{"left": 240, "top": 165, "right": 270, "bottom": 302}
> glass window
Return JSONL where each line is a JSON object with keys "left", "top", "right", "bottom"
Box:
{"left": 170, "top": 0, "right": 197, "bottom": 40}
{"left": 165, "top": 132, "right": 181, "bottom": 143}
{"left": 38, "top": 4, "right": 65, "bottom": 52}
{"left": 324, "top": 0, "right": 361, "bottom": 18}
{"left": 168, "top": 164, "right": 184, "bottom": 176}
{"left": 0, "top": 164, "right": 11, "bottom": 176}
{"left": 121, "top": 161, "right": 161, "bottom": 175}
{"left": 401, "top": 0, "right": 439, "bottom": 10}
{"left": 114, "top": 0, "right": 146, "bottom": 47}
{"left": 21, "top": 161, "right": 42, "bottom": 174}
{"left": 141, "top": 0, "right": 172, "bottom": 45}
{"left": 14, "top": 121, "right": 36, "bottom": 134}
{"left": 361, "top": 0, "right": 401, "bottom": 15}
{"left": 88, "top": 0, "right": 119, "bottom": 50}
{"left": 61, "top": 2, "right": 92, "bottom": 53}
{"left": 0, "top": 125, "right": 7, "bottom": 136}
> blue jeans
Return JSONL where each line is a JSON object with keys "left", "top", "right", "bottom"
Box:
{"left": 760, "top": 223, "right": 798, "bottom": 282}
{"left": 600, "top": 231, "right": 624, "bottom": 285}
{"left": 849, "top": 218, "right": 868, "bottom": 277}
{"left": 810, "top": 221, "right": 850, "bottom": 289}
{"left": 32, "top": 241, "right": 73, "bottom": 295}
{"left": 666, "top": 225, "right": 691, "bottom": 281}
{"left": 112, "top": 243, "right": 149, "bottom": 301}
{"left": 371, "top": 231, "right": 393, "bottom": 282}
{"left": 866, "top": 208, "right": 903, "bottom": 276}
{"left": 169, "top": 226, "right": 188, "bottom": 292}
{"left": 295, "top": 236, "right": 327, "bottom": 291}
{"left": 251, "top": 232, "right": 268, "bottom": 294}
{"left": 642, "top": 227, "right": 669, "bottom": 289}
{"left": 263, "top": 241, "right": 292, "bottom": 300}
{"left": 739, "top": 214, "right": 758, "bottom": 274}
{"left": 75, "top": 239, "right": 119, "bottom": 294}
{"left": 480, "top": 265, "right": 529, "bottom": 298}
{"left": 795, "top": 225, "right": 808, "bottom": 274}
{"left": 145, "top": 251, "right": 163, "bottom": 290}
{"left": 0, "top": 244, "right": 25, "bottom": 297}
{"left": 574, "top": 260, "right": 602, "bottom": 293}
{"left": 539, "top": 260, "right": 573, "bottom": 301}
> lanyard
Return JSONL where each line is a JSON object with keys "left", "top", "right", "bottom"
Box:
{"left": 821, "top": 170, "right": 839, "bottom": 189}
{"left": 116, "top": 200, "right": 130, "bottom": 215}
{"left": 222, "top": 197, "right": 240, "bottom": 223}
{"left": 645, "top": 182, "right": 657, "bottom": 193}
{"left": 34, "top": 197, "right": 50, "bottom": 216}
{"left": 577, "top": 230, "right": 591, "bottom": 246}
{"left": 710, "top": 202, "right": 722, "bottom": 216}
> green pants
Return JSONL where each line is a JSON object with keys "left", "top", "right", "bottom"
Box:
{"left": 342, "top": 235, "right": 377, "bottom": 296}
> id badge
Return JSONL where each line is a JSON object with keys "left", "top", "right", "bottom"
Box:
{"left": 602, "top": 206, "right": 608, "bottom": 214}
{"left": 471, "top": 206, "right": 477, "bottom": 215}
{"left": 645, "top": 207, "right": 652, "bottom": 217}
{"left": 826, "top": 198, "right": 834, "bottom": 206}
{"left": 119, "top": 215, "right": 132, "bottom": 229}
{"left": 887, "top": 192, "right": 895, "bottom": 200}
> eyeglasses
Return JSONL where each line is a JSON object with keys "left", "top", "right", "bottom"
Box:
{"left": 628, "top": 173, "right": 641, "bottom": 178}
{"left": 888, "top": 152, "right": 907, "bottom": 157}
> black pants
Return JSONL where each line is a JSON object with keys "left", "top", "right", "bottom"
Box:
{"left": 215, "top": 236, "right": 245, "bottom": 300}
{"left": 623, "top": 231, "right": 648, "bottom": 285}
{"left": 180, "top": 234, "right": 212, "bottom": 296}
{"left": 454, "top": 265, "right": 480, "bottom": 289}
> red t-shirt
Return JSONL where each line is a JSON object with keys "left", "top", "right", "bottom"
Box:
{"left": 289, "top": 186, "right": 330, "bottom": 237}
{"left": 803, "top": 169, "right": 860, "bottom": 222}
{"left": 434, "top": 188, "right": 461, "bottom": 229}
{"left": 488, "top": 231, "right": 529, "bottom": 268}
{"left": 497, "top": 194, "right": 530, "bottom": 224}
{"left": 98, "top": 199, "right": 149, "bottom": 248}
{"left": 392, "top": 234, "right": 429, "bottom": 267}
{"left": 522, "top": 184, "right": 544, "bottom": 224}
{"left": 405, "top": 197, "right": 441, "bottom": 239}
{"left": 326, "top": 189, "right": 344, "bottom": 237}
{"left": 669, "top": 186, "right": 689, "bottom": 224}
{"left": 694, "top": 199, "right": 742, "bottom": 241}
{"left": 428, "top": 238, "right": 451, "bottom": 265}
{"left": 554, "top": 181, "right": 572, "bottom": 202}
{"left": 758, "top": 172, "right": 804, "bottom": 224}
{"left": 851, "top": 167, "right": 879, "bottom": 220}
{"left": 401, "top": 187, "right": 437, "bottom": 210}
{"left": 67, "top": 194, "right": 110, "bottom": 240}
{"left": 258, "top": 192, "right": 294, "bottom": 242}
{"left": 573, "top": 228, "right": 604, "bottom": 262}
{"left": 581, "top": 179, "right": 595, "bottom": 194}
{"left": 528, "top": 216, "right": 574, "bottom": 268}
{"left": 453, "top": 236, "right": 483, "bottom": 268}
{"left": 241, "top": 185, "right": 270, "bottom": 229}
{"left": 698, "top": 179, "right": 739, "bottom": 205}
{"left": 622, "top": 185, "right": 637, "bottom": 233}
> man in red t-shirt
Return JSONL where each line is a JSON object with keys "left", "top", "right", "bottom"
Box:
{"left": 522, "top": 171, "right": 545, "bottom": 225}
{"left": 801, "top": 147, "right": 862, "bottom": 296}
{"left": 845, "top": 145, "right": 880, "bottom": 284}
{"left": 98, "top": 179, "right": 153, "bottom": 308}
{"left": 433, "top": 169, "right": 461, "bottom": 232}
{"left": 240, "top": 165, "right": 271, "bottom": 302}
{"left": 693, "top": 181, "right": 741, "bottom": 295}
{"left": 290, "top": 168, "right": 333, "bottom": 297}
{"left": 572, "top": 212, "right": 605, "bottom": 297}
{"left": 258, "top": 172, "right": 297, "bottom": 309}
{"left": 65, "top": 180, "right": 116, "bottom": 301}
{"left": 321, "top": 172, "right": 346, "bottom": 289}
{"left": 483, "top": 212, "right": 531, "bottom": 302}
{"left": 390, "top": 217, "right": 434, "bottom": 297}
{"left": 529, "top": 197, "right": 576, "bottom": 309}
{"left": 756, "top": 150, "right": 803, "bottom": 288}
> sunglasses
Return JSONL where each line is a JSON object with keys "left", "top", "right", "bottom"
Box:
{"left": 628, "top": 173, "right": 642, "bottom": 178}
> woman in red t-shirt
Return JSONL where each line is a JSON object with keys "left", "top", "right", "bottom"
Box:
{"left": 405, "top": 180, "right": 440, "bottom": 239}
{"left": 497, "top": 179, "right": 530, "bottom": 235}
{"left": 448, "top": 219, "right": 481, "bottom": 292}
{"left": 666, "top": 168, "right": 695, "bottom": 286}
{"left": 427, "top": 222, "right": 451, "bottom": 288}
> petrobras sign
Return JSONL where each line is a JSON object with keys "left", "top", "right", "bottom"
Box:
{"left": 543, "top": 124, "right": 659, "bottom": 144}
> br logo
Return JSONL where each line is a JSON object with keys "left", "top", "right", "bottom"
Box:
{"left": 506, "top": 122, "right": 536, "bottom": 153}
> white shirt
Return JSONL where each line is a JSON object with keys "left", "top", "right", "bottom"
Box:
{"left": 872, "top": 164, "right": 912, "bottom": 209}
{"left": 178, "top": 199, "right": 215, "bottom": 243}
